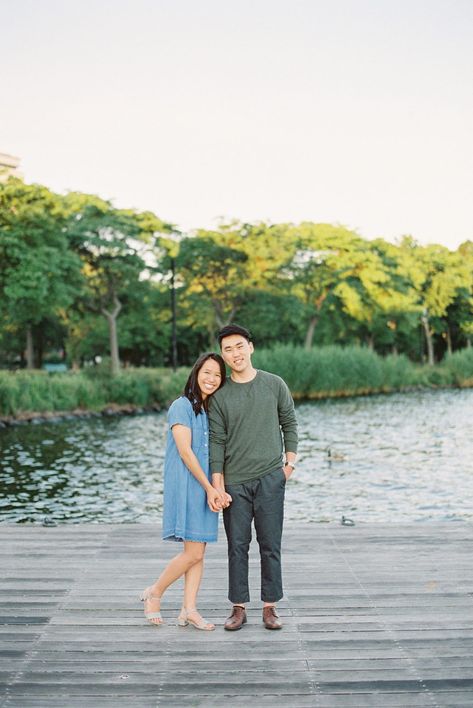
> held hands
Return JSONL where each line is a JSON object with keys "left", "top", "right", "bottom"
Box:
{"left": 221, "top": 492, "right": 232, "bottom": 508}
{"left": 207, "top": 487, "right": 232, "bottom": 513}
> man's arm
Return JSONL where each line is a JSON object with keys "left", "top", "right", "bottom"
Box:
{"left": 278, "top": 379, "right": 298, "bottom": 479}
{"left": 208, "top": 396, "right": 227, "bottom": 494}
{"left": 283, "top": 450, "right": 297, "bottom": 480}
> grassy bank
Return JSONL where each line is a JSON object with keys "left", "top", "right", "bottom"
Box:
{"left": 1, "top": 346, "right": 473, "bottom": 418}
{"left": 253, "top": 344, "right": 473, "bottom": 398}
{"left": 0, "top": 367, "right": 188, "bottom": 418}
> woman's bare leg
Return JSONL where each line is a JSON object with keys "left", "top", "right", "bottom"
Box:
{"left": 144, "top": 541, "right": 205, "bottom": 621}
{"left": 181, "top": 552, "right": 214, "bottom": 629}
{"left": 183, "top": 558, "right": 204, "bottom": 610}
{"left": 182, "top": 558, "right": 207, "bottom": 624}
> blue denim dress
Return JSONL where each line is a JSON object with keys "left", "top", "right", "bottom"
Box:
{"left": 162, "top": 396, "right": 218, "bottom": 543}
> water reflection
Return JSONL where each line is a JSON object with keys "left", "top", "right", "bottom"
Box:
{"left": 1, "top": 389, "right": 472, "bottom": 523}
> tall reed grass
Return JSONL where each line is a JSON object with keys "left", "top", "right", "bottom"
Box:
{"left": 442, "top": 347, "right": 473, "bottom": 386}
{"left": 0, "top": 368, "right": 188, "bottom": 417}
{"left": 1, "top": 345, "right": 472, "bottom": 417}
{"left": 252, "top": 344, "right": 423, "bottom": 398}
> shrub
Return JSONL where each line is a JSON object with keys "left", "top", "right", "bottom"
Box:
{"left": 1, "top": 345, "right": 472, "bottom": 417}
{"left": 442, "top": 348, "right": 473, "bottom": 386}
{"left": 254, "top": 345, "right": 405, "bottom": 397}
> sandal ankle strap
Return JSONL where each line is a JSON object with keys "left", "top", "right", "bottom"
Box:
{"left": 142, "top": 587, "right": 162, "bottom": 601}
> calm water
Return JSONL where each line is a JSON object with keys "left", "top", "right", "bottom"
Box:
{"left": 1, "top": 389, "right": 472, "bottom": 524}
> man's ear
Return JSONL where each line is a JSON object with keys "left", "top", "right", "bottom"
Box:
{"left": 249, "top": 342, "right": 254, "bottom": 354}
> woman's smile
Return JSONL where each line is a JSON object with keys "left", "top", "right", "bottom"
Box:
{"left": 197, "top": 359, "right": 222, "bottom": 399}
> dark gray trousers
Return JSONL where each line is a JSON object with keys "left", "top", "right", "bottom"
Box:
{"left": 223, "top": 468, "right": 286, "bottom": 603}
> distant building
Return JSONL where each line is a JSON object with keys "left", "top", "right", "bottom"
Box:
{"left": 0, "top": 152, "right": 22, "bottom": 181}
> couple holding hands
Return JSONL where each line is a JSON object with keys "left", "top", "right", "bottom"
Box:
{"left": 141, "top": 323, "right": 298, "bottom": 631}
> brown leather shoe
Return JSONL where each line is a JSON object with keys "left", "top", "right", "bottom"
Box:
{"left": 224, "top": 606, "right": 247, "bottom": 631}
{"left": 263, "top": 606, "right": 282, "bottom": 630}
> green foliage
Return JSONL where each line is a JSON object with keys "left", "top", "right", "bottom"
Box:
{"left": 380, "top": 352, "right": 420, "bottom": 388}
{"left": 82, "top": 362, "right": 188, "bottom": 405}
{"left": 253, "top": 344, "right": 471, "bottom": 399}
{"left": 253, "top": 345, "right": 385, "bottom": 396}
{"left": 1, "top": 177, "right": 472, "bottom": 371}
{"left": 149, "top": 368, "right": 189, "bottom": 405}
{"left": 106, "top": 368, "right": 187, "bottom": 407}
{"left": 63, "top": 193, "right": 151, "bottom": 373}
{"left": 0, "top": 371, "right": 101, "bottom": 415}
{"left": 0, "top": 179, "right": 83, "bottom": 368}
{"left": 2, "top": 346, "right": 473, "bottom": 417}
{"left": 442, "top": 348, "right": 473, "bottom": 385}
{"left": 415, "top": 365, "right": 454, "bottom": 387}
{"left": 176, "top": 233, "right": 249, "bottom": 328}
{"left": 0, "top": 367, "right": 188, "bottom": 416}
{"left": 235, "top": 290, "right": 306, "bottom": 348}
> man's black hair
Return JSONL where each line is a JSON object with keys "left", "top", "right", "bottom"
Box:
{"left": 217, "top": 324, "right": 252, "bottom": 347}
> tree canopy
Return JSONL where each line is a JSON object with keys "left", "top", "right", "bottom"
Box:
{"left": 1, "top": 177, "right": 472, "bottom": 370}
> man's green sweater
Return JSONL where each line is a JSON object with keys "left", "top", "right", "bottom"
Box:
{"left": 208, "top": 370, "right": 298, "bottom": 485}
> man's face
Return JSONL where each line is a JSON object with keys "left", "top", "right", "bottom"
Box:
{"left": 220, "top": 334, "right": 254, "bottom": 373}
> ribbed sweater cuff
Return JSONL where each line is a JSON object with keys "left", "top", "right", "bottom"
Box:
{"left": 284, "top": 439, "right": 298, "bottom": 454}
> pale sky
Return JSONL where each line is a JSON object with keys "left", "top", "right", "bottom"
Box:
{"left": 1, "top": 0, "right": 472, "bottom": 249}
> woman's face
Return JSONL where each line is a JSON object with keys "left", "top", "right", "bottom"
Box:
{"left": 197, "top": 358, "right": 223, "bottom": 400}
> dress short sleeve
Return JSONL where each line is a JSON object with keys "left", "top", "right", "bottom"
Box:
{"left": 167, "top": 396, "right": 193, "bottom": 429}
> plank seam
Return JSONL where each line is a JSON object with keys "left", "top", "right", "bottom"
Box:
{"left": 327, "top": 529, "right": 441, "bottom": 708}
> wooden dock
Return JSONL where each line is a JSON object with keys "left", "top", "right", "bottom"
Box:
{"left": 0, "top": 522, "right": 472, "bottom": 707}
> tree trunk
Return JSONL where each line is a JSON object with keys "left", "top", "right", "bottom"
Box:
{"left": 25, "top": 326, "right": 35, "bottom": 369}
{"left": 446, "top": 326, "right": 452, "bottom": 355}
{"left": 366, "top": 333, "right": 374, "bottom": 350}
{"left": 102, "top": 297, "right": 122, "bottom": 375}
{"left": 213, "top": 301, "right": 236, "bottom": 329}
{"left": 421, "top": 310, "right": 434, "bottom": 366}
{"left": 207, "top": 323, "right": 215, "bottom": 349}
{"left": 467, "top": 337, "right": 472, "bottom": 349}
{"left": 304, "top": 315, "right": 319, "bottom": 350}
{"left": 35, "top": 325, "right": 44, "bottom": 369}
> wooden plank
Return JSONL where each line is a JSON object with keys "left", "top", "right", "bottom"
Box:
{"left": 0, "top": 522, "right": 472, "bottom": 706}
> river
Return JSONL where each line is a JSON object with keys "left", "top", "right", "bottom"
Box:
{"left": 1, "top": 389, "right": 472, "bottom": 524}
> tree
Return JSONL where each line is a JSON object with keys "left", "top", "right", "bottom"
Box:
{"left": 398, "top": 238, "right": 472, "bottom": 364}
{"left": 286, "top": 224, "right": 394, "bottom": 349}
{"left": 217, "top": 220, "right": 297, "bottom": 289}
{"left": 0, "top": 178, "right": 82, "bottom": 368}
{"left": 64, "top": 193, "right": 147, "bottom": 374}
{"left": 364, "top": 238, "right": 423, "bottom": 355}
{"left": 454, "top": 241, "right": 473, "bottom": 349}
{"left": 234, "top": 289, "right": 306, "bottom": 347}
{"left": 137, "top": 217, "right": 184, "bottom": 370}
{"left": 176, "top": 233, "right": 249, "bottom": 340}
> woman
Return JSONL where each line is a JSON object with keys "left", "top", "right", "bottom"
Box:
{"left": 141, "top": 352, "right": 229, "bottom": 631}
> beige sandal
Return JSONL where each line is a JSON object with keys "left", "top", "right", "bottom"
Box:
{"left": 140, "top": 586, "right": 164, "bottom": 625}
{"left": 177, "top": 608, "right": 215, "bottom": 631}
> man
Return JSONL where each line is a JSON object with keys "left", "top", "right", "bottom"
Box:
{"left": 209, "top": 324, "right": 298, "bottom": 630}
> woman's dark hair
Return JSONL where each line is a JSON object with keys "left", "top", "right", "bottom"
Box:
{"left": 217, "top": 323, "right": 252, "bottom": 347}
{"left": 184, "top": 352, "right": 226, "bottom": 414}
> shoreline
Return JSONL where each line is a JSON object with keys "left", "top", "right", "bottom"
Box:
{"left": 0, "top": 402, "right": 162, "bottom": 428}
{"left": 1, "top": 381, "right": 472, "bottom": 428}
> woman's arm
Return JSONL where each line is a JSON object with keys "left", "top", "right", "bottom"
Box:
{"left": 172, "top": 424, "right": 226, "bottom": 512}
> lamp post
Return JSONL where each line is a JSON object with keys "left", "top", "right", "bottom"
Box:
{"left": 170, "top": 255, "right": 178, "bottom": 371}
{"left": 164, "top": 230, "right": 182, "bottom": 372}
